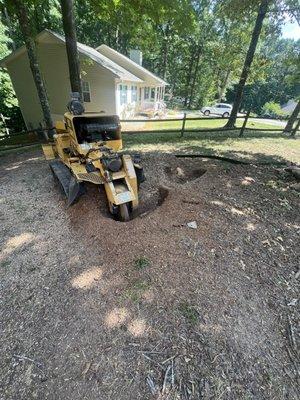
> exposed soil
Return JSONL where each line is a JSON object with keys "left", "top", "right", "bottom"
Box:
{"left": 164, "top": 164, "right": 207, "bottom": 185}
{"left": 0, "top": 149, "right": 299, "bottom": 400}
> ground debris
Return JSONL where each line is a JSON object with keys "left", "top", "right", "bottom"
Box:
{"left": 146, "top": 375, "right": 158, "bottom": 395}
{"left": 0, "top": 150, "right": 299, "bottom": 399}
{"left": 187, "top": 221, "right": 198, "bottom": 229}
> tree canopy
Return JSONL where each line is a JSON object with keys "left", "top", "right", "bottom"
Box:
{"left": 0, "top": 0, "right": 299, "bottom": 131}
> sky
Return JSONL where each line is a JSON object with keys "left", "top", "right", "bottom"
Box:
{"left": 281, "top": 20, "right": 300, "bottom": 40}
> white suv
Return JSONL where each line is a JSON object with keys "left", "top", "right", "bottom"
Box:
{"left": 201, "top": 103, "right": 232, "bottom": 118}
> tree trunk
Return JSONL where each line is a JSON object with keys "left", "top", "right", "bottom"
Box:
{"left": 60, "top": 0, "right": 82, "bottom": 99}
{"left": 161, "top": 24, "right": 170, "bottom": 80}
{"left": 218, "top": 69, "right": 231, "bottom": 102}
{"left": 188, "top": 45, "right": 201, "bottom": 108}
{"left": 11, "top": 0, "right": 54, "bottom": 137}
{"left": 183, "top": 46, "right": 195, "bottom": 107}
{"left": 283, "top": 99, "right": 300, "bottom": 134}
{"left": 225, "top": 0, "right": 269, "bottom": 128}
{"left": 291, "top": 117, "right": 300, "bottom": 137}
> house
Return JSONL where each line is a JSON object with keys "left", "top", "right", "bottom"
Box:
{"left": 0, "top": 30, "right": 167, "bottom": 129}
{"left": 281, "top": 99, "right": 297, "bottom": 115}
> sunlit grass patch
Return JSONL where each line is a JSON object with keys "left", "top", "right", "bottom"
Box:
{"left": 134, "top": 256, "right": 151, "bottom": 270}
{"left": 179, "top": 302, "right": 199, "bottom": 325}
{"left": 123, "top": 129, "right": 300, "bottom": 164}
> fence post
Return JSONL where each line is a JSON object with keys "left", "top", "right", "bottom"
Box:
{"left": 239, "top": 110, "right": 250, "bottom": 137}
{"left": 181, "top": 112, "right": 186, "bottom": 137}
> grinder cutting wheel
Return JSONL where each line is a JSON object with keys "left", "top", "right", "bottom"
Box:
{"left": 42, "top": 93, "right": 144, "bottom": 221}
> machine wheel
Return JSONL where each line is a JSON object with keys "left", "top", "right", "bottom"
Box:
{"left": 117, "top": 203, "right": 130, "bottom": 222}
{"left": 222, "top": 112, "right": 229, "bottom": 118}
{"left": 204, "top": 110, "right": 210, "bottom": 116}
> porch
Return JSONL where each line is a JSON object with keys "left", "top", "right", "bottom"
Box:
{"left": 116, "top": 83, "right": 166, "bottom": 119}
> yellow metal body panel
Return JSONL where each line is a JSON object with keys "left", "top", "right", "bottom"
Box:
{"left": 104, "top": 178, "right": 135, "bottom": 206}
{"left": 55, "top": 120, "right": 67, "bottom": 131}
{"left": 106, "top": 139, "right": 122, "bottom": 151}
{"left": 122, "top": 155, "right": 138, "bottom": 208}
{"left": 54, "top": 133, "right": 71, "bottom": 161}
{"left": 42, "top": 144, "right": 56, "bottom": 160}
{"left": 70, "top": 162, "right": 88, "bottom": 176}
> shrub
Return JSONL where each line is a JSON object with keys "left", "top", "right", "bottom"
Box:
{"left": 261, "top": 101, "right": 285, "bottom": 118}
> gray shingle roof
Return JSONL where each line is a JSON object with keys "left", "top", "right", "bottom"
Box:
{"left": 1, "top": 30, "right": 143, "bottom": 83}
{"left": 97, "top": 44, "right": 167, "bottom": 85}
{"left": 49, "top": 31, "right": 143, "bottom": 83}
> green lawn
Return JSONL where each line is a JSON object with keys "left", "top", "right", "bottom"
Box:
{"left": 1, "top": 121, "right": 298, "bottom": 164}
{"left": 121, "top": 117, "right": 282, "bottom": 132}
{"left": 123, "top": 129, "right": 300, "bottom": 164}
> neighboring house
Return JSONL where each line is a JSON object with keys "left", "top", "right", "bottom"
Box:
{"left": 281, "top": 99, "right": 297, "bottom": 115}
{"left": 0, "top": 29, "right": 167, "bottom": 129}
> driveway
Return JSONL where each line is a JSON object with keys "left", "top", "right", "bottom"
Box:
{"left": 251, "top": 118, "right": 287, "bottom": 127}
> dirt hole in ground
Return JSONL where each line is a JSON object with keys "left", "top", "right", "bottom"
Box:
{"left": 132, "top": 185, "right": 169, "bottom": 218}
{"left": 68, "top": 184, "right": 169, "bottom": 225}
{"left": 165, "top": 166, "right": 206, "bottom": 184}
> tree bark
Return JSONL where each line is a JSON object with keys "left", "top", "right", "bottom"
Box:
{"left": 225, "top": 0, "right": 269, "bottom": 128}
{"left": 188, "top": 44, "right": 201, "bottom": 108}
{"left": 60, "top": 0, "right": 82, "bottom": 99}
{"left": 11, "top": 0, "right": 54, "bottom": 137}
{"left": 291, "top": 117, "right": 300, "bottom": 137}
{"left": 218, "top": 69, "right": 231, "bottom": 102}
{"left": 161, "top": 24, "right": 170, "bottom": 81}
{"left": 283, "top": 99, "right": 300, "bottom": 134}
{"left": 184, "top": 46, "right": 195, "bottom": 107}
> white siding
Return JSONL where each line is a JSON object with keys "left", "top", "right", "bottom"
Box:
{"left": 6, "top": 54, "right": 44, "bottom": 129}
{"left": 38, "top": 44, "right": 71, "bottom": 120}
{"left": 5, "top": 42, "right": 117, "bottom": 129}
{"left": 79, "top": 56, "right": 116, "bottom": 115}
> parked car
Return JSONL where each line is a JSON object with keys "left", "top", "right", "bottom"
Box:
{"left": 201, "top": 103, "right": 232, "bottom": 118}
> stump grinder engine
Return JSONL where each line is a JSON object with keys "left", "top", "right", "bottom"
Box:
{"left": 42, "top": 93, "right": 144, "bottom": 221}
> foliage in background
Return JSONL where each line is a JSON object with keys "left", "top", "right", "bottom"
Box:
{"left": 0, "top": 19, "right": 25, "bottom": 132}
{"left": 0, "top": 0, "right": 299, "bottom": 130}
{"left": 262, "top": 101, "right": 285, "bottom": 117}
{"left": 227, "top": 37, "right": 300, "bottom": 114}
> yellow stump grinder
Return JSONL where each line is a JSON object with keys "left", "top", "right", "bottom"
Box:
{"left": 42, "top": 93, "right": 144, "bottom": 221}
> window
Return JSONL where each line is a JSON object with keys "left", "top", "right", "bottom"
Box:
{"left": 82, "top": 81, "right": 91, "bottom": 102}
{"left": 158, "top": 87, "right": 162, "bottom": 100}
{"left": 150, "top": 88, "right": 155, "bottom": 100}
{"left": 119, "top": 84, "right": 128, "bottom": 105}
{"left": 218, "top": 104, "right": 231, "bottom": 109}
{"left": 131, "top": 85, "right": 137, "bottom": 102}
{"left": 144, "top": 87, "right": 150, "bottom": 100}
